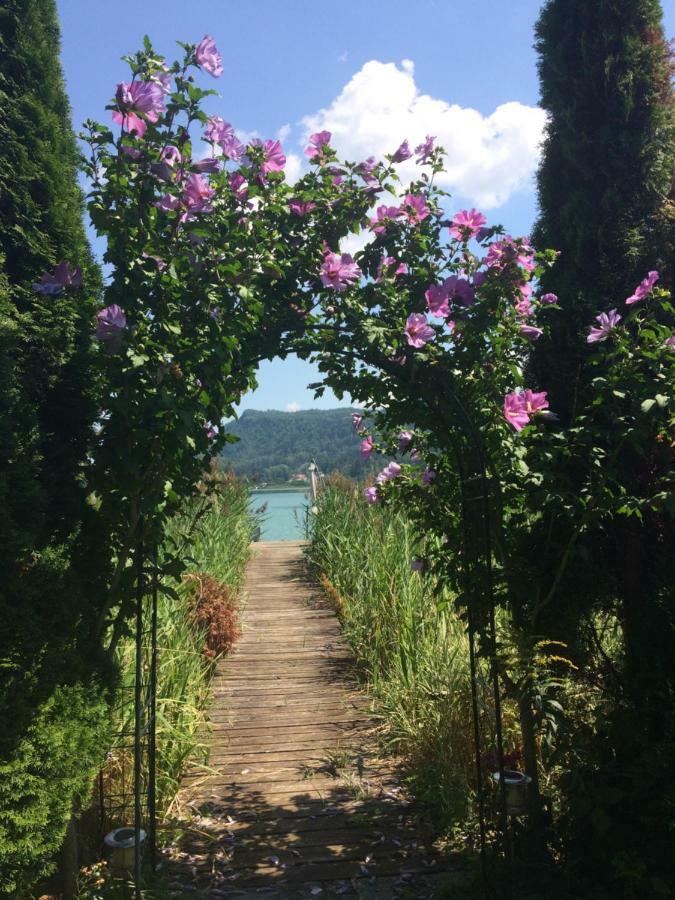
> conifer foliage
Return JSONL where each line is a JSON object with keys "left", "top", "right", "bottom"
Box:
{"left": 0, "top": 0, "right": 101, "bottom": 557}
{"left": 0, "top": 2, "right": 108, "bottom": 894}
{"left": 531, "top": 0, "right": 674, "bottom": 420}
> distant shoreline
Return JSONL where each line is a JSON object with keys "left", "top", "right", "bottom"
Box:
{"left": 249, "top": 484, "right": 310, "bottom": 494}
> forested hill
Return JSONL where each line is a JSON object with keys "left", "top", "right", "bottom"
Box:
{"left": 219, "top": 408, "right": 372, "bottom": 483}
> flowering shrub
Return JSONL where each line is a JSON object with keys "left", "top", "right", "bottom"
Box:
{"left": 71, "top": 36, "right": 379, "bottom": 644}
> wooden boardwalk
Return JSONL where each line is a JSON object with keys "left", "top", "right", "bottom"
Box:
{"left": 170, "top": 541, "right": 461, "bottom": 898}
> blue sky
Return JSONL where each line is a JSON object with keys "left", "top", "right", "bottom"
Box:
{"left": 56, "top": 0, "right": 674, "bottom": 414}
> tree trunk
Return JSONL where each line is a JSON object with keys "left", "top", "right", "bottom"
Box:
{"left": 517, "top": 688, "right": 547, "bottom": 853}
{"left": 61, "top": 816, "right": 79, "bottom": 899}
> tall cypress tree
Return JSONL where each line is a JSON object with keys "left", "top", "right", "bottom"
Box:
{"left": 530, "top": 4, "right": 675, "bottom": 890}
{"left": 0, "top": 3, "right": 109, "bottom": 894}
{"left": 0, "top": 0, "right": 101, "bottom": 557}
{"left": 530, "top": 0, "right": 674, "bottom": 421}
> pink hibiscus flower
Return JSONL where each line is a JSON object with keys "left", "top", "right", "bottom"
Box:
{"left": 401, "top": 193, "right": 430, "bottom": 225}
{"left": 625, "top": 270, "right": 659, "bottom": 305}
{"left": 425, "top": 282, "right": 450, "bottom": 318}
{"left": 370, "top": 204, "right": 402, "bottom": 234}
{"left": 360, "top": 435, "right": 374, "bottom": 459}
{"left": 376, "top": 257, "right": 408, "bottom": 282}
{"left": 449, "top": 208, "right": 487, "bottom": 241}
{"left": 397, "top": 431, "right": 413, "bottom": 452}
{"left": 195, "top": 35, "right": 223, "bottom": 78}
{"left": 376, "top": 461, "right": 402, "bottom": 484}
{"left": 182, "top": 173, "right": 215, "bottom": 216}
{"left": 405, "top": 313, "right": 435, "bottom": 348}
{"left": 112, "top": 80, "right": 165, "bottom": 138}
{"left": 587, "top": 309, "right": 622, "bottom": 343}
{"left": 33, "top": 261, "right": 83, "bottom": 295}
{"left": 391, "top": 140, "right": 412, "bottom": 162}
{"left": 503, "top": 389, "right": 552, "bottom": 431}
{"left": 320, "top": 249, "right": 361, "bottom": 291}
{"left": 305, "top": 130, "right": 331, "bottom": 159}
{"left": 364, "top": 486, "right": 378, "bottom": 504}
{"left": 290, "top": 199, "right": 316, "bottom": 215}
{"left": 415, "top": 135, "right": 436, "bottom": 163}
{"left": 95, "top": 304, "right": 127, "bottom": 352}
{"left": 260, "top": 139, "right": 286, "bottom": 174}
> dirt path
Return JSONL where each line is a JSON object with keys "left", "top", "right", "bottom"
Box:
{"left": 169, "top": 541, "right": 462, "bottom": 898}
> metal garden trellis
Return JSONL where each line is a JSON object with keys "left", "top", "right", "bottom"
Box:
{"left": 98, "top": 538, "right": 159, "bottom": 898}
{"left": 101, "top": 534, "right": 159, "bottom": 900}
{"left": 371, "top": 355, "right": 513, "bottom": 892}
{"left": 440, "top": 381, "right": 511, "bottom": 893}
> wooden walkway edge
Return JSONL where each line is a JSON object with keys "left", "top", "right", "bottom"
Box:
{"left": 168, "top": 541, "right": 462, "bottom": 898}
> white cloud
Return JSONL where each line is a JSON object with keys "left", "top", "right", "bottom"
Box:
{"left": 299, "top": 60, "right": 546, "bottom": 209}
{"left": 286, "top": 402, "right": 302, "bottom": 412}
{"left": 276, "top": 122, "right": 292, "bottom": 143}
{"left": 284, "top": 152, "right": 303, "bottom": 184}
{"left": 235, "top": 127, "right": 259, "bottom": 144}
{"left": 340, "top": 230, "right": 374, "bottom": 258}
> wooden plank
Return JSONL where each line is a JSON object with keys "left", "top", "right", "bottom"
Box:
{"left": 172, "top": 541, "right": 459, "bottom": 894}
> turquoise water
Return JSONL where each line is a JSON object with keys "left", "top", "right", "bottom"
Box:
{"left": 249, "top": 489, "right": 310, "bottom": 541}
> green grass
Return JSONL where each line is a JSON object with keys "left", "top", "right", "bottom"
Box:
{"left": 306, "top": 479, "right": 489, "bottom": 828}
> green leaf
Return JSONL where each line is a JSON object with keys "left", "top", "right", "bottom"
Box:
{"left": 129, "top": 353, "right": 150, "bottom": 368}
{"left": 590, "top": 807, "right": 611, "bottom": 835}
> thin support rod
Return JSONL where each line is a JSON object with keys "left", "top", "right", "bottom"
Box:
{"left": 133, "top": 538, "right": 144, "bottom": 899}
{"left": 147, "top": 543, "right": 159, "bottom": 869}
{"left": 455, "top": 445, "right": 489, "bottom": 893}
{"left": 468, "top": 608, "right": 487, "bottom": 889}
{"left": 480, "top": 467, "right": 509, "bottom": 837}
{"left": 447, "top": 377, "right": 509, "bottom": 840}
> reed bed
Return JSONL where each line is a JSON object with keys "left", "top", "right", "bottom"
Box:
{"left": 306, "top": 479, "right": 490, "bottom": 828}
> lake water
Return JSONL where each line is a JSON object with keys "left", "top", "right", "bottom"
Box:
{"left": 249, "top": 489, "right": 310, "bottom": 541}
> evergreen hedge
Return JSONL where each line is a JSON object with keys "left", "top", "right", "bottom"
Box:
{"left": 0, "top": 2, "right": 112, "bottom": 894}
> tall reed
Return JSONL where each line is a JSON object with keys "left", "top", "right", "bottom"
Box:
{"left": 307, "top": 479, "right": 488, "bottom": 827}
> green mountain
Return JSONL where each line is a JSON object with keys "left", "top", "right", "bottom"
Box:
{"left": 219, "top": 408, "right": 372, "bottom": 483}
